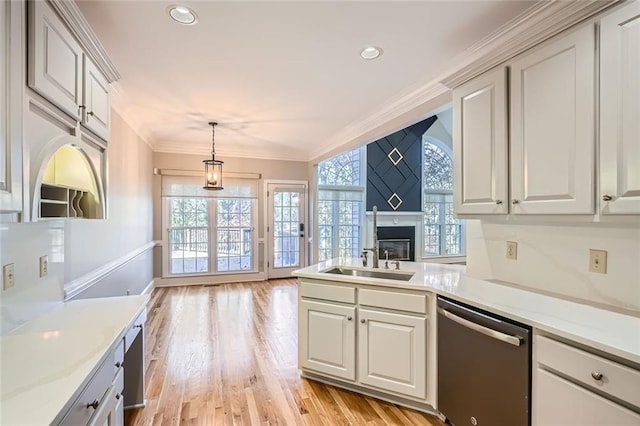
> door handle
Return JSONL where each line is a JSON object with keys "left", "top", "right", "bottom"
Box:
{"left": 437, "top": 308, "right": 523, "bottom": 347}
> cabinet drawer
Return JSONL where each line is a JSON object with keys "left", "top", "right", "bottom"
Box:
{"left": 300, "top": 280, "right": 356, "bottom": 304}
{"left": 536, "top": 335, "right": 640, "bottom": 408}
{"left": 125, "top": 309, "right": 147, "bottom": 351}
{"left": 113, "top": 339, "right": 125, "bottom": 375}
{"left": 59, "top": 354, "right": 113, "bottom": 426}
{"left": 359, "top": 288, "right": 426, "bottom": 314}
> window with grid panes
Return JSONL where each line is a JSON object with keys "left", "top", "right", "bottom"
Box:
{"left": 316, "top": 148, "right": 364, "bottom": 262}
{"left": 423, "top": 139, "right": 464, "bottom": 257}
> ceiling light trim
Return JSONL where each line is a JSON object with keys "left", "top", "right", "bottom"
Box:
{"left": 167, "top": 4, "right": 198, "bottom": 25}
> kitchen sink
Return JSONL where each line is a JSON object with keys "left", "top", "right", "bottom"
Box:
{"left": 323, "top": 267, "right": 415, "bottom": 281}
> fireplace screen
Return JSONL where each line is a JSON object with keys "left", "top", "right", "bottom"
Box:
{"left": 378, "top": 239, "right": 411, "bottom": 260}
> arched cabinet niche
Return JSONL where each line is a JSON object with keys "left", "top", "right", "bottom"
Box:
{"left": 35, "top": 143, "right": 105, "bottom": 219}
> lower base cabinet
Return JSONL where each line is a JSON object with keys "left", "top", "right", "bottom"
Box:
{"left": 358, "top": 308, "right": 426, "bottom": 399}
{"left": 299, "top": 299, "right": 356, "bottom": 381}
{"left": 298, "top": 280, "right": 429, "bottom": 402}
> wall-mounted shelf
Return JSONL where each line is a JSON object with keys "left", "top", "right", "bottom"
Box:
{"left": 40, "top": 183, "right": 96, "bottom": 219}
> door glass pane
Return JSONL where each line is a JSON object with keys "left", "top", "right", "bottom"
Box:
{"left": 217, "top": 198, "right": 253, "bottom": 272}
{"left": 273, "top": 190, "right": 301, "bottom": 268}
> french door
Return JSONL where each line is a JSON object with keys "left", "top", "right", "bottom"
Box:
{"left": 267, "top": 183, "right": 306, "bottom": 279}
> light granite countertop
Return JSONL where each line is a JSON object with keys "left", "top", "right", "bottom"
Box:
{"left": 1, "top": 295, "right": 148, "bottom": 425}
{"left": 294, "top": 258, "right": 640, "bottom": 366}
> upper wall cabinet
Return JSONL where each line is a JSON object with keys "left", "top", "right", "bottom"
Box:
{"left": 453, "top": 67, "right": 508, "bottom": 215}
{"left": 0, "top": 1, "right": 24, "bottom": 214}
{"left": 510, "top": 24, "right": 595, "bottom": 215}
{"left": 599, "top": 1, "right": 640, "bottom": 215}
{"left": 28, "top": 0, "right": 111, "bottom": 142}
{"left": 453, "top": 23, "right": 598, "bottom": 217}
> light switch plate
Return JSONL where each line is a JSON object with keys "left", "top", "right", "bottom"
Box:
{"left": 3, "top": 263, "right": 15, "bottom": 290}
{"left": 506, "top": 241, "right": 518, "bottom": 260}
{"left": 589, "top": 249, "right": 607, "bottom": 274}
{"left": 39, "top": 255, "right": 48, "bottom": 277}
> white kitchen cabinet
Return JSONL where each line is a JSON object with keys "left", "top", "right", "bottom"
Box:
{"left": 28, "top": 0, "right": 112, "bottom": 142}
{"left": 533, "top": 334, "right": 640, "bottom": 425}
{"left": 28, "top": 0, "right": 83, "bottom": 120}
{"left": 453, "top": 67, "right": 509, "bottom": 215}
{"left": 0, "top": 0, "right": 24, "bottom": 214}
{"left": 510, "top": 24, "right": 595, "bottom": 214}
{"left": 299, "top": 299, "right": 356, "bottom": 381}
{"left": 600, "top": 1, "right": 640, "bottom": 215}
{"left": 358, "top": 308, "right": 426, "bottom": 399}
{"left": 82, "top": 55, "right": 111, "bottom": 141}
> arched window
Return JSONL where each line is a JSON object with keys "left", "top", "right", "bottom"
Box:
{"left": 317, "top": 148, "right": 365, "bottom": 261}
{"left": 423, "top": 137, "right": 464, "bottom": 256}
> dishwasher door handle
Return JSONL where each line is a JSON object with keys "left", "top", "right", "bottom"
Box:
{"left": 438, "top": 307, "right": 523, "bottom": 347}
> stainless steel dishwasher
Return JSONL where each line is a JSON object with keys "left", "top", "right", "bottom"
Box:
{"left": 437, "top": 296, "right": 531, "bottom": 426}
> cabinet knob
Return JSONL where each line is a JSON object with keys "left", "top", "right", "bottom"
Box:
{"left": 360, "top": 319, "right": 366, "bottom": 324}
{"left": 87, "top": 111, "right": 94, "bottom": 116}
{"left": 511, "top": 199, "right": 519, "bottom": 205}
{"left": 115, "top": 361, "right": 122, "bottom": 368}
{"left": 602, "top": 194, "right": 614, "bottom": 202}
{"left": 347, "top": 316, "right": 352, "bottom": 321}
{"left": 495, "top": 200, "right": 503, "bottom": 205}
{"left": 591, "top": 371, "right": 604, "bottom": 381}
{"left": 115, "top": 393, "right": 121, "bottom": 400}
{"left": 87, "top": 399, "right": 100, "bottom": 410}
{"left": 134, "top": 324, "right": 143, "bottom": 329}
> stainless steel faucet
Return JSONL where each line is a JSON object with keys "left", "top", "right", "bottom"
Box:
{"left": 363, "top": 205, "right": 379, "bottom": 268}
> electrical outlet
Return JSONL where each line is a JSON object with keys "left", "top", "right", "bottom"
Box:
{"left": 3, "top": 263, "right": 15, "bottom": 290}
{"left": 589, "top": 249, "right": 607, "bottom": 274}
{"left": 39, "top": 255, "right": 49, "bottom": 277}
{"left": 506, "top": 241, "right": 518, "bottom": 260}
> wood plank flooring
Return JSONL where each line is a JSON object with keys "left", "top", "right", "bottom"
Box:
{"left": 125, "top": 279, "right": 444, "bottom": 426}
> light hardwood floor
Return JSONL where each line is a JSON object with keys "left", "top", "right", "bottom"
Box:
{"left": 125, "top": 279, "right": 444, "bottom": 425}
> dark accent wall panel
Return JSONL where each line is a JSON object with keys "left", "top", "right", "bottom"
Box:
{"left": 367, "top": 116, "right": 437, "bottom": 212}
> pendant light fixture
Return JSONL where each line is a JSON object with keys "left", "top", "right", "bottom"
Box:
{"left": 203, "top": 122, "right": 224, "bottom": 190}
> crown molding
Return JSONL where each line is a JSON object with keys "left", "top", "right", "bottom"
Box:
{"left": 153, "top": 141, "right": 310, "bottom": 162}
{"left": 440, "top": 0, "right": 621, "bottom": 88}
{"left": 48, "top": 0, "right": 121, "bottom": 83}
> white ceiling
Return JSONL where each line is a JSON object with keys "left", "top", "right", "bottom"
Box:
{"left": 77, "top": 0, "right": 535, "bottom": 162}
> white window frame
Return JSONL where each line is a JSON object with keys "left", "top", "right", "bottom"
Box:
{"left": 421, "top": 136, "right": 466, "bottom": 261}
{"left": 162, "top": 197, "right": 259, "bottom": 277}
{"left": 315, "top": 147, "right": 366, "bottom": 262}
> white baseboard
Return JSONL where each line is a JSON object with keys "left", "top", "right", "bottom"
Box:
{"left": 155, "top": 272, "right": 267, "bottom": 287}
{"left": 141, "top": 279, "right": 155, "bottom": 296}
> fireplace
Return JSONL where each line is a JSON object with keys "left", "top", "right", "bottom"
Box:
{"left": 377, "top": 226, "right": 415, "bottom": 261}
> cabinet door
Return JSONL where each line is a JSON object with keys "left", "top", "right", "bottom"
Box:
{"left": 533, "top": 367, "right": 640, "bottom": 425}
{"left": 299, "top": 299, "right": 356, "bottom": 381}
{"left": 83, "top": 55, "right": 111, "bottom": 141}
{"left": 453, "top": 67, "right": 509, "bottom": 214}
{"left": 510, "top": 24, "right": 595, "bottom": 214}
{"left": 28, "top": 0, "right": 83, "bottom": 119}
{"left": 358, "top": 308, "right": 426, "bottom": 400}
{"left": 600, "top": 1, "right": 640, "bottom": 215}
{"left": 88, "top": 385, "right": 119, "bottom": 426}
{"left": 0, "top": 0, "right": 23, "bottom": 214}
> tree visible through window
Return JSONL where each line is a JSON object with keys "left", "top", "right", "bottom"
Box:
{"left": 317, "top": 148, "right": 364, "bottom": 262}
{"left": 423, "top": 139, "right": 464, "bottom": 256}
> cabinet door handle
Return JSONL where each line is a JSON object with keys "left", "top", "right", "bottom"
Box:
{"left": 495, "top": 200, "right": 503, "bottom": 205}
{"left": 115, "top": 393, "right": 121, "bottom": 400}
{"left": 591, "top": 371, "right": 604, "bottom": 381}
{"left": 87, "top": 399, "right": 99, "bottom": 410}
{"left": 115, "top": 361, "right": 122, "bottom": 368}
{"left": 602, "top": 195, "right": 614, "bottom": 202}
{"left": 512, "top": 199, "right": 519, "bottom": 205}
{"left": 87, "top": 111, "right": 94, "bottom": 116}
{"left": 347, "top": 316, "right": 352, "bottom": 321}
{"left": 134, "top": 324, "right": 143, "bottom": 329}
{"left": 360, "top": 319, "right": 366, "bottom": 324}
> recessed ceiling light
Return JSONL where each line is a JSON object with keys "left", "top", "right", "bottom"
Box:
{"left": 168, "top": 4, "right": 198, "bottom": 25}
{"left": 360, "top": 46, "right": 382, "bottom": 60}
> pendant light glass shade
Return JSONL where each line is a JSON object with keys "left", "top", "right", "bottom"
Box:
{"left": 203, "top": 122, "right": 224, "bottom": 190}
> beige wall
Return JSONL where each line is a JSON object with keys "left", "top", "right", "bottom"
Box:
{"left": 152, "top": 152, "right": 310, "bottom": 277}
{"left": 0, "top": 111, "right": 154, "bottom": 333}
